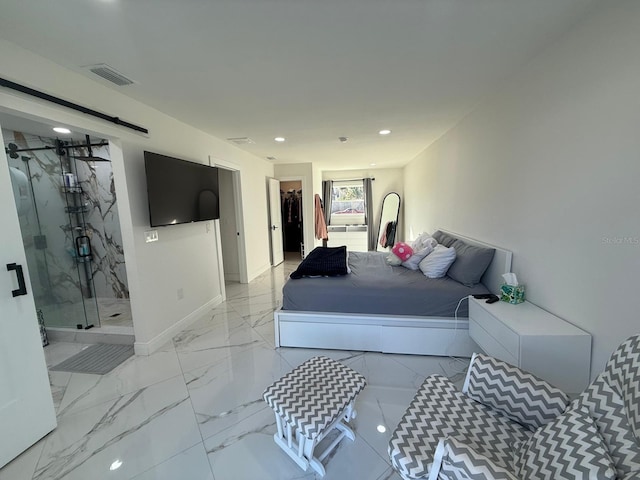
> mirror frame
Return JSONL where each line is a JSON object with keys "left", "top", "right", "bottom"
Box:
{"left": 376, "top": 192, "right": 401, "bottom": 252}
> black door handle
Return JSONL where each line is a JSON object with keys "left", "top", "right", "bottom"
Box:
{"left": 6, "top": 263, "right": 28, "bottom": 297}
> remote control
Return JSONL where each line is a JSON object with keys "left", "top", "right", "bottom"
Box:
{"left": 473, "top": 294, "right": 494, "bottom": 299}
{"left": 485, "top": 295, "right": 499, "bottom": 304}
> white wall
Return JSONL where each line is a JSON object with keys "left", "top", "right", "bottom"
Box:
{"left": 323, "top": 168, "right": 404, "bottom": 243}
{"left": 0, "top": 40, "right": 274, "bottom": 353}
{"left": 402, "top": 1, "right": 640, "bottom": 376}
{"left": 274, "top": 163, "right": 314, "bottom": 257}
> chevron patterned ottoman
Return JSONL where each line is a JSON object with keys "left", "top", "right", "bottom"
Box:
{"left": 263, "top": 356, "right": 367, "bottom": 476}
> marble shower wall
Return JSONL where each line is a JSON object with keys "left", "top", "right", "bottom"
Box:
{"left": 72, "top": 143, "right": 129, "bottom": 300}
{"left": 4, "top": 130, "right": 129, "bottom": 314}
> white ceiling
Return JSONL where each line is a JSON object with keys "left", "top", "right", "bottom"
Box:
{"left": 0, "top": 0, "right": 598, "bottom": 170}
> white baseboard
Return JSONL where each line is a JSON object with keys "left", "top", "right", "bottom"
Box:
{"left": 134, "top": 295, "right": 223, "bottom": 356}
{"left": 247, "top": 262, "right": 272, "bottom": 283}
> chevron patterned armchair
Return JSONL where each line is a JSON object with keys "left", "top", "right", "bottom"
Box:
{"left": 388, "top": 334, "right": 640, "bottom": 480}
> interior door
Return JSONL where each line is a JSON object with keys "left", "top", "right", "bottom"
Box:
{"left": 0, "top": 131, "right": 57, "bottom": 468}
{"left": 268, "top": 178, "right": 284, "bottom": 266}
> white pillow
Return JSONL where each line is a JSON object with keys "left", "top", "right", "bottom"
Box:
{"left": 401, "top": 244, "right": 434, "bottom": 270}
{"left": 411, "top": 233, "right": 437, "bottom": 252}
{"left": 419, "top": 244, "right": 456, "bottom": 278}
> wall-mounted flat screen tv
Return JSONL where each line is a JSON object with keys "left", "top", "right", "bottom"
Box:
{"left": 144, "top": 151, "right": 220, "bottom": 227}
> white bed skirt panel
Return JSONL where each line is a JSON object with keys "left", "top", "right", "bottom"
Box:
{"left": 274, "top": 310, "right": 478, "bottom": 357}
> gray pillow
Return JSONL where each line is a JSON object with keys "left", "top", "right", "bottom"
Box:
{"left": 431, "top": 230, "right": 457, "bottom": 247}
{"left": 447, "top": 239, "right": 495, "bottom": 286}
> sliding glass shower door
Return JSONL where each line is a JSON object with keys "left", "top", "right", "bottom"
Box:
{"left": 5, "top": 129, "right": 99, "bottom": 330}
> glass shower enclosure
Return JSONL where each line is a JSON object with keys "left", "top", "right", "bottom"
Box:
{"left": 5, "top": 130, "right": 100, "bottom": 330}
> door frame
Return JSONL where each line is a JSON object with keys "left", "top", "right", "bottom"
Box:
{"left": 277, "top": 175, "right": 310, "bottom": 258}
{"left": 0, "top": 100, "right": 140, "bottom": 338}
{"left": 209, "top": 156, "right": 248, "bottom": 285}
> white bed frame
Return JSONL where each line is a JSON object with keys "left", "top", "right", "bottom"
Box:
{"left": 274, "top": 230, "right": 512, "bottom": 357}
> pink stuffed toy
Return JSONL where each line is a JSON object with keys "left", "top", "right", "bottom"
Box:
{"left": 391, "top": 242, "right": 413, "bottom": 261}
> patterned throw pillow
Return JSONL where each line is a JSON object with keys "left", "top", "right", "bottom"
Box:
{"left": 391, "top": 242, "right": 413, "bottom": 261}
{"left": 569, "top": 375, "right": 640, "bottom": 479}
{"left": 512, "top": 406, "right": 617, "bottom": 480}
{"left": 440, "top": 436, "right": 517, "bottom": 480}
{"left": 464, "top": 353, "right": 569, "bottom": 431}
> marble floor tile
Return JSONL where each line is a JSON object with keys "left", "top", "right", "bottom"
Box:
{"left": 186, "top": 341, "right": 293, "bottom": 439}
{"left": 173, "top": 319, "right": 268, "bottom": 374}
{"left": 277, "top": 347, "right": 364, "bottom": 369}
{"left": 254, "top": 318, "right": 277, "bottom": 347}
{"left": 32, "top": 376, "right": 201, "bottom": 480}
{"left": 130, "top": 443, "right": 214, "bottom": 480}
{"left": 230, "top": 300, "right": 279, "bottom": 329}
{"left": 343, "top": 352, "right": 425, "bottom": 390}
{"left": 56, "top": 349, "right": 184, "bottom": 417}
{"left": 48, "top": 371, "right": 72, "bottom": 413}
{"left": 351, "top": 384, "right": 418, "bottom": 461}
{"left": 377, "top": 466, "right": 404, "bottom": 480}
{"left": 0, "top": 440, "right": 45, "bottom": 480}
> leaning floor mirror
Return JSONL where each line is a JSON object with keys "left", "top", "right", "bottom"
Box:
{"left": 376, "top": 192, "right": 401, "bottom": 252}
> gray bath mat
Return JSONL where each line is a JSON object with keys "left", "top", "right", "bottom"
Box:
{"left": 51, "top": 344, "right": 134, "bottom": 374}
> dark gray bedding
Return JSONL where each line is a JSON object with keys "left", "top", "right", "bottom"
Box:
{"left": 282, "top": 251, "right": 490, "bottom": 318}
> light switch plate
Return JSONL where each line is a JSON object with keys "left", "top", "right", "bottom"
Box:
{"left": 145, "top": 230, "right": 158, "bottom": 243}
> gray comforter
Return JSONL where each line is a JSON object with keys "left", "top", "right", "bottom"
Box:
{"left": 282, "top": 251, "right": 490, "bottom": 318}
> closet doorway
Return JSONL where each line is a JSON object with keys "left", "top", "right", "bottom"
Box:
{"left": 280, "top": 180, "right": 304, "bottom": 261}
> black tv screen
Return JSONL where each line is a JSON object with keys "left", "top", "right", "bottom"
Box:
{"left": 144, "top": 151, "right": 220, "bottom": 227}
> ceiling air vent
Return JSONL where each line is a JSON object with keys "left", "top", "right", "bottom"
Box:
{"left": 227, "top": 137, "right": 255, "bottom": 145}
{"left": 87, "top": 64, "right": 135, "bottom": 86}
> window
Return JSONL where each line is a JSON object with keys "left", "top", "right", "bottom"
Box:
{"left": 330, "top": 180, "right": 365, "bottom": 225}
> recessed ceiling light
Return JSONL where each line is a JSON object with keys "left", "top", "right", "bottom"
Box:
{"left": 377, "top": 425, "right": 387, "bottom": 433}
{"left": 53, "top": 127, "right": 71, "bottom": 134}
{"left": 378, "top": 129, "right": 391, "bottom": 135}
{"left": 274, "top": 137, "right": 286, "bottom": 142}
{"left": 370, "top": 163, "right": 376, "bottom": 166}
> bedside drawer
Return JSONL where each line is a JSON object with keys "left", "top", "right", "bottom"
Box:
{"left": 469, "top": 301, "right": 520, "bottom": 359}
{"left": 469, "top": 319, "right": 519, "bottom": 366}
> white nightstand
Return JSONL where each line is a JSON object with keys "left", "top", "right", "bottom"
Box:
{"left": 468, "top": 297, "right": 591, "bottom": 393}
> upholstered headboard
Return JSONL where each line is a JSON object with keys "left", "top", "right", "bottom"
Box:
{"left": 440, "top": 229, "right": 513, "bottom": 295}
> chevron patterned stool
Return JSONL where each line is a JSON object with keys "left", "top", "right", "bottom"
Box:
{"left": 262, "top": 355, "right": 367, "bottom": 476}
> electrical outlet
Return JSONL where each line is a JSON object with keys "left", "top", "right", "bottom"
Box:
{"left": 145, "top": 230, "right": 159, "bottom": 243}
{"left": 177, "top": 288, "right": 184, "bottom": 300}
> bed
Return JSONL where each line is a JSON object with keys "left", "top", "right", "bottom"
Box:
{"left": 274, "top": 230, "right": 512, "bottom": 357}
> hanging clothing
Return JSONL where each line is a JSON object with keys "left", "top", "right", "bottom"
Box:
{"left": 379, "top": 221, "right": 397, "bottom": 248}
{"left": 314, "top": 194, "right": 328, "bottom": 241}
{"left": 379, "top": 221, "right": 390, "bottom": 247}
{"left": 282, "top": 189, "right": 304, "bottom": 252}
